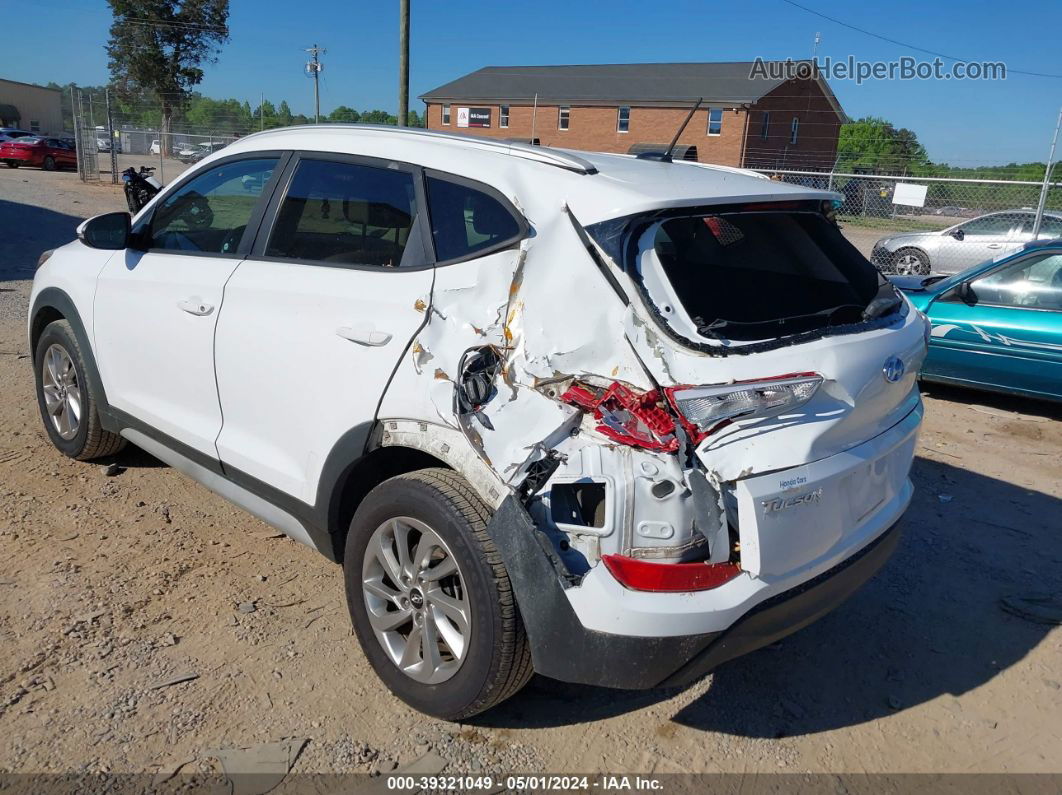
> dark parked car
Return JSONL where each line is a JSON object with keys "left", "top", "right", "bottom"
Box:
{"left": 0, "top": 137, "right": 77, "bottom": 170}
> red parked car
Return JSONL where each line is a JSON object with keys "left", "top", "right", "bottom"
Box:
{"left": 0, "top": 136, "right": 77, "bottom": 170}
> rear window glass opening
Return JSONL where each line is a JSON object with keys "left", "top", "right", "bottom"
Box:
{"left": 640, "top": 210, "right": 882, "bottom": 342}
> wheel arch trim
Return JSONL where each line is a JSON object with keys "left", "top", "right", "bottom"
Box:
{"left": 29, "top": 287, "right": 117, "bottom": 432}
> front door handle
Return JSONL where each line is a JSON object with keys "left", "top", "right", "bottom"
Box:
{"left": 177, "top": 297, "right": 214, "bottom": 316}
{"left": 986, "top": 243, "right": 1002, "bottom": 249}
{"left": 336, "top": 326, "right": 392, "bottom": 346}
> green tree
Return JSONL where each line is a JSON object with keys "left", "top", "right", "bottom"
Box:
{"left": 406, "top": 109, "right": 425, "bottom": 128}
{"left": 360, "top": 109, "right": 397, "bottom": 125}
{"left": 105, "top": 0, "right": 230, "bottom": 148}
{"left": 277, "top": 100, "right": 294, "bottom": 126}
{"left": 329, "top": 105, "right": 360, "bottom": 123}
{"left": 837, "top": 116, "right": 928, "bottom": 175}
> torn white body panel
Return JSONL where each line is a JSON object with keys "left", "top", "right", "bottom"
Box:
{"left": 623, "top": 303, "right": 928, "bottom": 482}
{"left": 371, "top": 134, "right": 923, "bottom": 592}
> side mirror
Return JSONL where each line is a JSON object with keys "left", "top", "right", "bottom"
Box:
{"left": 957, "top": 281, "right": 978, "bottom": 305}
{"left": 76, "top": 212, "right": 131, "bottom": 250}
{"left": 950, "top": 228, "right": 965, "bottom": 241}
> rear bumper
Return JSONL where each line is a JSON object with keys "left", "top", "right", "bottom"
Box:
{"left": 1, "top": 151, "right": 38, "bottom": 164}
{"left": 488, "top": 496, "right": 904, "bottom": 691}
{"left": 659, "top": 518, "right": 901, "bottom": 687}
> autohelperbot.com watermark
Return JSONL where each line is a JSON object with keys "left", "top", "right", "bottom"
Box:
{"left": 750, "top": 56, "right": 1006, "bottom": 84}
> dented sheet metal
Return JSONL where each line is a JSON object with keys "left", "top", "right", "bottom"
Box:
{"left": 375, "top": 158, "right": 925, "bottom": 573}
{"left": 378, "top": 194, "right": 653, "bottom": 495}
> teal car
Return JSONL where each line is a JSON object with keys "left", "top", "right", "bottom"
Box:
{"left": 891, "top": 240, "right": 1062, "bottom": 402}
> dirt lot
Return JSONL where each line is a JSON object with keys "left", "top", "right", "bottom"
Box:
{"left": 1, "top": 167, "right": 1060, "bottom": 781}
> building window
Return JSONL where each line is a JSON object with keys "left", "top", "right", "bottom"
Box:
{"left": 617, "top": 106, "right": 630, "bottom": 133}
{"left": 442, "top": 104, "right": 451, "bottom": 125}
{"left": 706, "top": 107, "right": 723, "bottom": 136}
{"left": 500, "top": 105, "right": 510, "bottom": 128}
{"left": 30, "top": 120, "right": 41, "bottom": 133}
{"left": 790, "top": 117, "right": 799, "bottom": 144}
{"left": 760, "top": 112, "right": 770, "bottom": 140}
{"left": 559, "top": 106, "right": 570, "bottom": 131}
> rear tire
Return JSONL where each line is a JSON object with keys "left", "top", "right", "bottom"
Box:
{"left": 343, "top": 468, "right": 533, "bottom": 719}
{"left": 42, "top": 156, "right": 56, "bottom": 171}
{"left": 5, "top": 160, "right": 18, "bottom": 168}
{"left": 33, "top": 320, "right": 126, "bottom": 461}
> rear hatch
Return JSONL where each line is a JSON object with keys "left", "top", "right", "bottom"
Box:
{"left": 587, "top": 201, "right": 925, "bottom": 470}
{"left": 586, "top": 201, "right": 927, "bottom": 573}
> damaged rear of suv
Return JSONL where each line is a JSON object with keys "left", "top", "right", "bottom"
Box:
{"left": 30, "top": 126, "right": 927, "bottom": 720}
{"left": 362, "top": 139, "right": 927, "bottom": 716}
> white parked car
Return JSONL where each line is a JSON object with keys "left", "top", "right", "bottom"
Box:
{"left": 29, "top": 126, "right": 928, "bottom": 719}
{"left": 149, "top": 139, "right": 161, "bottom": 155}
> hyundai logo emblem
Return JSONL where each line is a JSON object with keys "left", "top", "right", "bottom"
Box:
{"left": 883, "top": 356, "right": 905, "bottom": 383}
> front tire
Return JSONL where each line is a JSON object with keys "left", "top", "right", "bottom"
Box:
{"left": 343, "top": 468, "right": 532, "bottom": 719}
{"left": 893, "top": 247, "right": 930, "bottom": 275}
{"left": 33, "top": 320, "right": 126, "bottom": 461}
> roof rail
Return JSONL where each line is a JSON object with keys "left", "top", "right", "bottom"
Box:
{"left": 238, "top": 123, "right": 598, "bottom": 175}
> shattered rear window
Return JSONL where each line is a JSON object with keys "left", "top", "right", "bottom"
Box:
{"left": 649, "top": 211, "right": 881, "bottom": 340}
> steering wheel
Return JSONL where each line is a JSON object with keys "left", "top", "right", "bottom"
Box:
{"left": 179, "top": 191, "right": 214, "bottom": 230}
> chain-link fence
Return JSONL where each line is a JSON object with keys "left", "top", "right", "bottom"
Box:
{"left": 760, "top": 168, "right": 1062, "bottom": 276}
{"left": 106, "top": 129, "right": 242, "bottom": 184}
{"left": 69, "top": 91, "right": 242, "bottom": 185}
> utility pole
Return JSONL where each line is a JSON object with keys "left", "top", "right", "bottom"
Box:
{"left": 530, "top": 93, "right": 538, "bottom": 145}
{"left": 1031, "top": 106, "right": 1062, "bottom": 239}
{"left": 398, "top": 0, "right": 409, "bottom": 126}
{"left": 305, "top": 44, "right": 325, "bottom": 124}
{"left": 812, "top": 31, "right": 821, "bottom": 60}
{"left": 260, "top": 92, "right": 265, "bottom": 131}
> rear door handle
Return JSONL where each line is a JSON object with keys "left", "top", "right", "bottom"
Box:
{"left": 336, "top": 326, "right": 392, "bottom": 346}
{"left": 986, "top": 243, "right": 1002, "bottom": 249}
{"left": 177, "top": 297, "right": 214, "bottom": 316}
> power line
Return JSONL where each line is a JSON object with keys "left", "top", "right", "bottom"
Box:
{"left": 779, "top": 0, "right": 1062, "bottom": 79}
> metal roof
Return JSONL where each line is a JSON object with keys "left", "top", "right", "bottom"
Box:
{"left": 236, "top": 123, "right": 599, "bottom": 173}
{"left": 419, "top": 61, "right": 845, "bottom": 119}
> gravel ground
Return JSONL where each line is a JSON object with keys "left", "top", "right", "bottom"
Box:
{"left": 1, "top": 167, "right": 1060, "bottom": 780}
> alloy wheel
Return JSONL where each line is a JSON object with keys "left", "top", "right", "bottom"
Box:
{"left": 361, "top": 517, "right": 471, "bottom": 684}
{"left": 894, "top": 253, "right": 926, "bottom": 275}
{"left": 41, "top": 344, "right": 81, "bottom": 440}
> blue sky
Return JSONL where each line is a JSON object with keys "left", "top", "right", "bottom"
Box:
{"left": 7, "top": 0, "right": 1061, "bottom": 165}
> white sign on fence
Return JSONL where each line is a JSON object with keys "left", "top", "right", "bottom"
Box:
{"left": 892, "top": 182, "right": 929, "bottom": 208}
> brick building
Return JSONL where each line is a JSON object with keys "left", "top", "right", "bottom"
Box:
{"left": 420, "top": 61, "right": 846, "bottom": 170}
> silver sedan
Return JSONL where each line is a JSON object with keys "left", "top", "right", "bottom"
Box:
{"left": 871, "top": 210, "right": 1062, "bottom": 275}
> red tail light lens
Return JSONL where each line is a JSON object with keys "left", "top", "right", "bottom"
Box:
{"left": 561, "top": 381, "right": 678, "bottom": 452}
{"left": 602, "top": 555, "right": 741, "bottom": 592}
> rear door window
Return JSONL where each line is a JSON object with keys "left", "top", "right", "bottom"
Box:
{"left": 267, "top": 158, "right": 419, "bottom": 268}
{"left": 425, "top": 176, "right": 523, "bottom": 262}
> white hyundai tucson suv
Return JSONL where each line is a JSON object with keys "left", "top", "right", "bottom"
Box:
{"left": 29, "top": 125, "right": 927, "bottom": 719}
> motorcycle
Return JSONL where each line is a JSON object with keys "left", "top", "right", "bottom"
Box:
{"left": 121, "top": 166, "right": 162, "bottom": 213}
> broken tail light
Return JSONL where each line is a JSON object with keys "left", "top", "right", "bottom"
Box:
{"left": 602, "top": 554, "right": 741, "bottom": 592}
{"left": 561, "top": 382, "right": 679, "bottom": 452}
{"left": 666, "top": 373, "right": 822, "bottom": 442}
